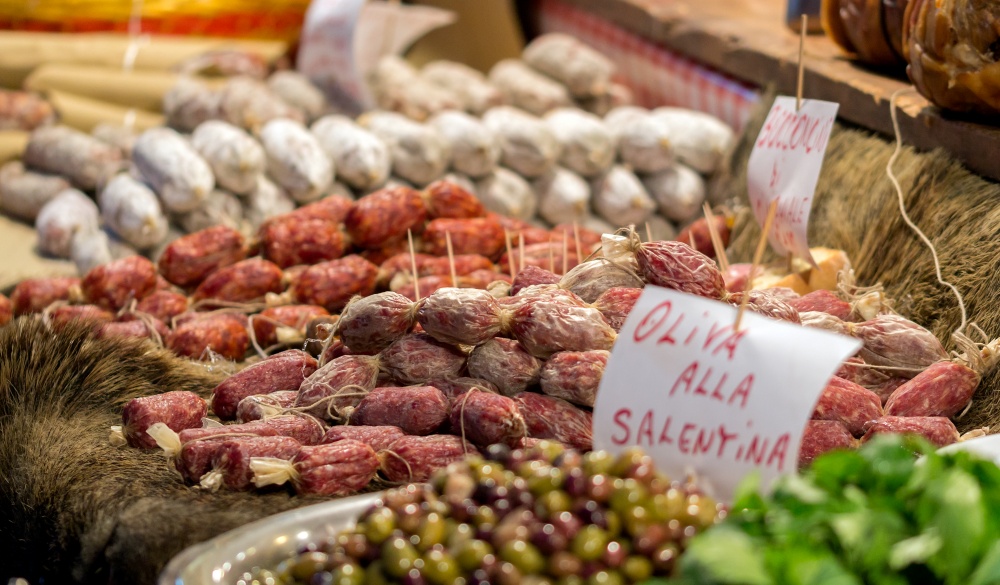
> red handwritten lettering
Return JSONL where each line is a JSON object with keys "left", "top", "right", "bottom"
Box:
{"left": 612, "top": 409, "right": 632, "bottom": 445}
{"left": 678, "top": 423, "right": 697, "bottom": 454}
{"left": 637, "top": 410, "right": 655, "bottom": 446}
{"left": 669, "top": 361, "right": 698, "bottom": 397}
{"left": 729, "top": 374, "right": 754, "bottom": 409}
{"left": 634, "top": 301, "right": 671, "bottom": 343}
{"left": 768, "top": 433, "right": 791, "bottom": 470}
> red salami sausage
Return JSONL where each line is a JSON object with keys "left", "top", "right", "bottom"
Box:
{"left": 379, "top": 435, "right": 479, "bottom": 482}
{"left": 787, "top": 290, "right": 852, "bottom": 321}
{"left": 416, "top": 287, "right": 504, "bottom": 346}
{"left": 251, "top": 304, "right": 330, "bottom": 348}
{"left": 206, "top": 436, "right": 302, "bottom": 490}
{"left": 450, "top": 390, "right": 526, "bottom": 448}
{"left": 861, "top": 416, "right": 960, "bottom": 447}
{"left": 192, "top": 257, "right": 284, "bottom": 305}
{"left": 467, "top": 337, "right": 541, "bottom": 396}
{"left": 211, "top": 350, "right": 319, "bottom": 419}
{"left": 120, "top": 390, "right": 207, "bottom": 449}
{"left": 350, "top": 386, "right": 450, "bottom": 436}
{"left": 811, "top": 376, "right": 883, "bottom": 437}
{"left": 883, "top": 360, "right": 979, "bottom": 418}
{"left": 345, "top": 186, "right": 427, "bottom": 248}
{"left": 10, "top": 276, "right": 80, "bottom": 315}
{"left": 236, "top": 390, "right": 298, "bottom": 423}
{"left": 82, "top": 256, "right": 158, "bottom": 311}
{"left": 539, "top": 350, "right": 609, "bottom": 407}
{"left": 798, "top": 420, "right": 856, "bottom": 469}
{"left": 380, "top": 333, "right": 466, "bottom": 385}
{"left": 136, "top": 290, "right": 189, "bottom": 323}
{"left": 167, "top": 313, "right": 249, "bottom": 361}
{"left": 336, "top": 291, "right": 418, "bottom": 353}
{"left": 637, "top": 240, "right": 725, "bottom": 299}
{"left": 252, "top": 440, "right": 379, "bottom": 495}
{"left": 158, "top": 225, "right": 246, "bottom": 287}
{"left": 321, "top": 425, "right": 406, "bottom": 452}
{"left": 290, "top": 255, "right": 378, "bottom": 313}
{"left": 260, "top": 217, "right": 348, "bottom": 268}
{"left": 515, "top": 392, "right": 592, "bottom": 451}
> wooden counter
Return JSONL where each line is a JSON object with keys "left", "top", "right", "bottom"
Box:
{"left": 559, "top": 0, "right": 1000, "bottom": 182}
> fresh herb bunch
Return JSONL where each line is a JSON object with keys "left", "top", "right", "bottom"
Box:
{"left": 657, "top": 435, "right": 1000, "bottom": 585}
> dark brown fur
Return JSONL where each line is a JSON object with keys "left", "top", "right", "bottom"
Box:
{"left": 0, "top": 317, "right": 328, "bottom": 584}
{"left": 718, "top": 93, "right": 1000, "bottom": 432}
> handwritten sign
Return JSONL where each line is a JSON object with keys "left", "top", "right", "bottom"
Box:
{"left": 747, "top": 96, "right": 839, "bottom": 266}
{"left": 592, "top": 286, "right": 860, "bottom": 501}
{"left": 297, "top": 0, "right": 455, "bottom": 116}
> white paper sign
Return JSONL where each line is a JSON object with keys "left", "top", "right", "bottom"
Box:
{"left": 593, "top": 286, "right": 860, "bottom": 502}
{"left": 747, "top": 96, "right": 839, "bottom": 267}
{"left": 297, "top": 0, "right": 455, "bottom": 116}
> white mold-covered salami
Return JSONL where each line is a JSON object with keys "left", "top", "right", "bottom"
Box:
{"left": 522, "top": 33, "right": 615, "bottom": 98}
{"left": 70, "top": 228, "right": 113, "bottom": 274}
{"left": 267, "top": 70, "right": 327, "bottom": 122}
{"left": 603, "top": 106, "right": 648, "bottom": 145}
{"left": 98, "top": 174, "right": 169, "bottom": 249}
{"left": 190, "top": 120, "right": 265, "bottom": 195}
{"left": 482, "top": 106, "right": 560, "bottom": 178}
{"left": 23, "top": 125, "right": 123, "bottom": 190}
{"left": 369, "top": 56, "right": 462, "bottom": 122}
{"left": 487, "top": 59, "right": 572, "bottom": 116}
{"left": 591, "top": 166, "right": 655, "bottom": 227}
{"left": 91, "top": 123, "right": 137, "bottom": 158}
{"left": 579, "top": 83, "right": 634, "bottom": 117}
{"left": 175, "top": 189, "right": 244, "bottom": 234}
{"left": 642, "top": 164, "right": 706, "bottom": 224}
{"left": 581, "top": 214, "right": 616, "bottom": 235}
{"left": 534, "top": 166, "right": 590, "bottom": 225}
{"left": 259, "top": 118, "right": 334, "bottom": 204}
{"left": 651, "top": 107, "right": 734, "bottom": 174}
{"left": 35, "top": 188, "right": 100, "bottom": 258}
{"left": 442, "top": 173, "right": 478, "bottom": 198}
{"left": 132, "top": 127, "right": 214, "bottom": 213}
{"left": 474, "top": 167, "right": 537, "bottom": 221}
{"left": 311, "top": 115, "right": 391, "bottom": 192}
{"left": 616, "top": 112, "right": 674, "bottom": 174}
{"left": 420, "top": 61, "right": 505, "bottom": 115}
{"left": 0, "top": 161, "right": 70, "bottom": 221}
{"left": 242, "top": 175, "right": 295, "bottom": 230}
{"left": 163, "top": 77, "right": 220, "bottom": 133}
{"left": 218, "top": 76, "right": 304, "bottom": 132}
{"left": 543, "top": 108, "right": 615, "bottom": 177}
{"left": 429, "top": 110, "right": 500, "bottom": 178}
{"left": 359, "top": 111, "right": 450, "bottom": 186}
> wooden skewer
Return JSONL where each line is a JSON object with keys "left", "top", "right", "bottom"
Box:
{"left": 504, "top": 230, "right": 515, "bottom": 279}
{"left": 562, "top": 236, "right": 568, "bottom": 275}
{"left": 407, "top": 229, "right": 421, "bottom": 302}
{"left": 797, "top": 14, "right": 807, "bottom": 111}
{"left": 573, "top": 222, "right": 583, "bottom": 265}
{"left": 645, "top": 222, "right": 653, "bottom": 243}
{"left": 548, "top": 232, "right": 555, "bottom": 273}
{"left": 519, "top": 231, "right": 525, "bottom": 277}
{"left": 702, "top": 203, "right": 730, "bottom": 272}
{"left": 445, "top": 231, "right": 457, "bottom": 287}
{"left": 734, "top": 200, "right": 778, "bottom": 332}
{"left": 689, "top": 230, "right": 697, "bottom": 249}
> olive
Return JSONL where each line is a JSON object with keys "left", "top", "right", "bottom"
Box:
{"left": 536, "top": 489, "right": 574, "bottom": 517}
{"left": 586, "top": 570, "right": 625, "bottom": 585}
{"left": 608, "top": 478, "right": 648, "bottom": 513}
{"left": 556, "top": 576, "right": 585, "bottom": 585}
{"left": 622, "top": 556, "right": 654, "bottom": 582}
{"left": 583, "top": 450, "right": 615, "bottom": 476}
{"left": 329, "top": 563, "right": 364, "bottom": 585}
{"left": 498, "top": 539, "right": 545, "bottom": 574}
{"left": 381, "top": 536, "right": 420, "bottom": 578}
{"left": 365, "top": 561, "right": 391, "bottom": 585}
{"left": 652, "top": 542, "right": 680, "bottom": 572}
{"left": 289, "top": 552, "right": 329, "bottom": 581}
{"left": 363, "top": 507, "right": 396, "bottom": 545}
{"left": 447, "top": 522, "right": 474, "bottom": 549}
{"left": 572, "top": 525, "right": 609, "bottom": 562}
{"left": 415, "top": 512, "right": 448, "bottom": 551}
{"left": 526, "top": 440, "right": 566, "bottom": 463}
{"left": 650, "top": 488, "right": 686, "bottom": 523}
{"left": 527, "top": 465, "right": 566, "bottom": 496}
{"left": 455, "top": 539, "right": 494, "bottom": 572}
{"left": 421, "top": 549, "right": 461, "bottom": 585}
{"left": 548, "top": 551, "right": 583, "bottom": 577}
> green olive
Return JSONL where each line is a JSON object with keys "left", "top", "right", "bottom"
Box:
{"left": 586, "top": 570, "right": 625, "bottom": 585}
{"left": 455, "top": 538, "right": 494, "bottom": 572}
{"left": 556, "top": 576, "right": 585, "bottom": 585}
{"left": 416, "top": 512, "right": 448, "bottom": 551}
{"left": 363, "top": 507, "right": 396, "bottom": 545}
{"left": 365, "top": 561, "right": 391, "bottom": 585}
{"left": 622, "top": 556, "right": 654, "bottom": 582}
{"left": 536, "top": 489, "right": 573, "bottom": 517}
{"left": 572, "top": 525, "right": 609, "bottom": 562}
{"left": 288, "top": 552, "right": 329, "bottom": 581}
{"left": 499, "top": 539, "right": 545, "bottom": 575}
{"left": 330, "top": 563, "right": 364, "bottom": 585}
{"left": 528, "top": 440, "right": 566, "bottom": 463}
{"left": 609, "top": 478, "right": 648, "bottom": 513}
{"left": 583, "top": 450, "right": 615, "bottom": 476}
{"left": 381, "top": 536, "right": 420, "bottom": 578}
{"left": 421, "top": 549, "right": 461, "bottom": 585}
{"left": 527, "top": 466, "right": 566, "bottom": 496}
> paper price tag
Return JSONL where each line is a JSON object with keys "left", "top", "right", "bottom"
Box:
{"left": 592, "top": 286, "right": 860, "bottom": 502}
{"left": 747, "top": 96, "right": 839, "bottom": 266}
{"left": 297, "top": 0, "right": 455, "bottom": 117}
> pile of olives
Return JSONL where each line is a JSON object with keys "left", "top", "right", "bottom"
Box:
{"left": 243, "top": 443, "right": 725, "bottom": 585}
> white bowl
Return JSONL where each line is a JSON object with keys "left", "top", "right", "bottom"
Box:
{"left": 159, "top": 492, "right": 383, "bottom": 585}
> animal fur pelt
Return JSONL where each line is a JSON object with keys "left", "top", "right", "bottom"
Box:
{"left": 0, "top": 317, "right": 328, "bottom": 584}
{"left": 718, "top": 93, "right": 1000, "bottom": 432}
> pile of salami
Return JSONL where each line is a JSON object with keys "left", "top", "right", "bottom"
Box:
{"left": 0, "top": 34, "right": 734, "bottom": 279}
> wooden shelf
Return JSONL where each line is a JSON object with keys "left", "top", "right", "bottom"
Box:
{"left": 560, "top": 0, "right": 1000, "bottom": 182}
